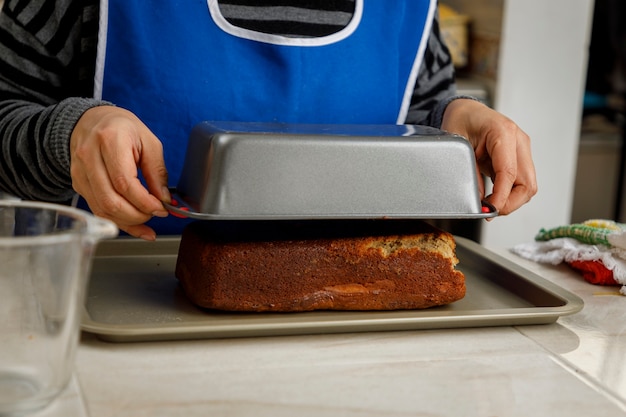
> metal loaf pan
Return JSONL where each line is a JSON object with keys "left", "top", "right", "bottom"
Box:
{"left": 167, "top": 121, "right": 496, "bottom": 220}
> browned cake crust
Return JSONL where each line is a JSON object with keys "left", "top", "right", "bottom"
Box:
{"left": 175, "top": 220, "right": 466, "bottom": 312}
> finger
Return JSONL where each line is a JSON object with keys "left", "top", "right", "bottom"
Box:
{"left": 485, "top": 144, "right": 516, "bottom": 213}
{"left": 498, "top": 183, "right": 535, "bottom": 215}
{"left": 137, "top": 132, "right": 171, "bottom": 205}
{"left": 497, "top": 139, "right": 537, "bottom": 215}
{"left": 99, "top": 130, "right": 168, "bottom": 217}
{"left": 71, "top": 140, "right": 148, "bottom": 226}
{"left": 74, "top": 136, "right": 154, "bottom": 226}
{"left": 78, "top": 179, "right": 156, "bottom": 238}
{"left": 83, "top": 154, "right": 155, "bottom": 226}
{"left": 488, "top": 133, "right": 537, "bottom": 215}
{"left": 483, "top": 118, "right": 531, "bottom": 212}
{"left": 120, "top": 223, "right": 157, "bottom": 241}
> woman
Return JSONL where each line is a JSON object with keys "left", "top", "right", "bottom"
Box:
{"left": 0, "top": 0, "right": 536, "bottom": 239}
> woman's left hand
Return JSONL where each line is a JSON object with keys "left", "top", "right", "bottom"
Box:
{"left": 441, "top": 98, "right": 538, "bottom": 216}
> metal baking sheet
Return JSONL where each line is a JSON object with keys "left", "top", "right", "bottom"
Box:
{"left": 166, "top": 122, "right": 497, "bottom": 220}
{"left": 81, "top": 236, "right": 583, "bottom": 343}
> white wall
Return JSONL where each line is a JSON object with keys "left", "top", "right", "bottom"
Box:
{"left": 480, "top": 0, "right": 595, "bottom": 248}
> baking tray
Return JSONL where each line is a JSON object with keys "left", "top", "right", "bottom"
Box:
{"left": 166, "top": 122, "right": 497, "bottom": 220}
{"left": 81, "top": 236, "right": 583, "bottom": 342}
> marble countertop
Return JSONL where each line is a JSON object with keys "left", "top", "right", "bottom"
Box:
{"left": 32, "top": 247, "right": 626, "bottom": 417}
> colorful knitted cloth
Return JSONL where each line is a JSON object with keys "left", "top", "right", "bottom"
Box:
{"left": 568, "top": 260, "right": 619, "bottom": 286}
{"left": 512, "top": 219, "right": 626, "bottom": 294}
{"left": 535, "top": 219, "right": 626, "bottom": 246}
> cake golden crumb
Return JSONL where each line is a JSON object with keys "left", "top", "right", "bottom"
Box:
{"left": 175, "top": 220, "right": 466, "bottom": 312}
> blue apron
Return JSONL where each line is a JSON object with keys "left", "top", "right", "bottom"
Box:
{"left": 95, "top": 0, "right": 435, "bottom": 234}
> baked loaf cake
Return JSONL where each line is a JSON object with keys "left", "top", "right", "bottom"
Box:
{"left": 175, "top": 220, "right": 465, "bottom": 312}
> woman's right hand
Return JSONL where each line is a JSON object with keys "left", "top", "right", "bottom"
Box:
{"left": 70, "top": 106, "right": 171, "bottom": 240}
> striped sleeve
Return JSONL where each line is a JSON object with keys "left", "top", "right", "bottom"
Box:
{"left": 404, "top": 10, "right": 459, "bottom": 128}
{"left": 0, "top": 0, "right": 106, "bottom": 203}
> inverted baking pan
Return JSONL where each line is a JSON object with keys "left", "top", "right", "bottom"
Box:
{"left": 166, "top": 121, "right": 496, "bottom": 220}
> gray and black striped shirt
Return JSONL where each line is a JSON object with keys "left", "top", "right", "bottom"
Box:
{"left": 0, "top": 0, "right": 457, "bottom": 203}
